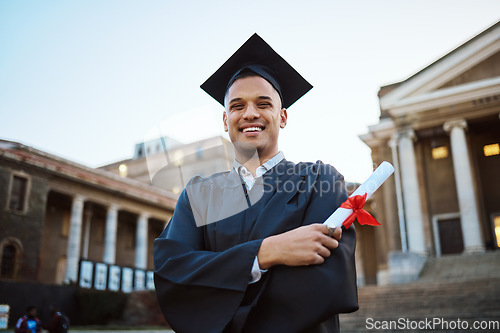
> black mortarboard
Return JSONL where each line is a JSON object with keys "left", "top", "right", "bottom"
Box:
{"left": 201, "top": 33, "right": 313, "bottom": 109}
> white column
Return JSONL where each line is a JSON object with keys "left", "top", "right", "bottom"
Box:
{"left": 388, "top": 136, "right": 408, "bottom": 253}
{"left": 65, "top": 195, "right": 85, "bottom": 283}
{"left": 135, "top": 212, "right": 149, "bottom": 270}
{"left": 354, "top": 243, "right": 365, "bottom": 287}
{"left": 397, "top": 129, "right": 427, "bottom": 254}
{"left": 82, "top": 205, "right": 93, "bottom": 259}
{"left": 103, "top": 204, "right": 119, "bottom": 265}
{"left": 443, "top": 119, "right": 484, "bottom": 253}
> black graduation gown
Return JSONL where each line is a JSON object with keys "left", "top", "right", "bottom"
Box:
{"left": 154, "top": 160, "right": 358, "bottom": 333}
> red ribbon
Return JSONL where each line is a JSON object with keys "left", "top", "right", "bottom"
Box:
{"left": 340, "top": 193, "right": 381, "bottom": 229}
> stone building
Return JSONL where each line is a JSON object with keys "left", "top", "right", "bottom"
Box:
{"left": 100, "top": 135, "right": 235, "bottom": 194}
{"left": 359, "top": 21, "right": 500, "bottom": 285}
{"left": 0, "top": 139, "right": 176, "bottom": 291}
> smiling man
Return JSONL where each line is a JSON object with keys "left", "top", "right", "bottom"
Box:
{"left": 223, "top": 74, "right": 286, "bottom": 174}
{"left": 154, "top": 34, "right": 358, "bottom": 333}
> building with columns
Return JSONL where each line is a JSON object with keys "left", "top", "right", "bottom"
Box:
{"left": 359, "top": 21, "right": 500, "bottom": 285}
{"left": 100, "top": 135, "right": 235, "bottom": 194}
{"left": 0, "top": 139, "right": 176, "bottom": 291}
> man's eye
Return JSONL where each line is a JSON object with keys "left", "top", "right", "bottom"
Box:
{"left": 232, "top": 104, "right": 244, "bottom": 110}
{"left": 258, "top": 102, "right": 271, "bottom": 108}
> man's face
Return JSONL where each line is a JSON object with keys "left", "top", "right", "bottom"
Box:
{"left": 223, "top": 76, "right": 287, "bottom": 161}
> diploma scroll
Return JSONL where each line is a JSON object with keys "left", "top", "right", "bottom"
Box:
{"left": 323, "top": 161, "right": 394, "bottom": 228}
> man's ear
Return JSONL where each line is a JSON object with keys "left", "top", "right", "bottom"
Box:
{"left": 280, "top": 108, "right": 287, "bottom": 128}
{"left": 223, "top": 111, "right": 228, "bottom": 132}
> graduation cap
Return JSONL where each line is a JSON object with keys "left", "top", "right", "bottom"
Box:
{"left": 201, "top": 33, "right": 313, "bottom": 109}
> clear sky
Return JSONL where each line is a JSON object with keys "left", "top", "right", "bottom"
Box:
{"left": 1, "top": 0, "right": 499, "bottom": 183}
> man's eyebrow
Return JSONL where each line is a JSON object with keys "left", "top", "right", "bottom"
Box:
{"left": 228, "top": 96, "right": 274, "bottom": 105}
{"left": 228, "top": 97, "right": 243, "bottom": 104}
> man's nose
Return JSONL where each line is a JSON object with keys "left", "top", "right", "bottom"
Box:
{"left": 242, "top": 104, "right": 260, "bottom": 119}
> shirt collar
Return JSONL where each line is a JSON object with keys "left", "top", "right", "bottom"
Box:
{"left": 233, "top": 151, "right": 285, "bottom": 177}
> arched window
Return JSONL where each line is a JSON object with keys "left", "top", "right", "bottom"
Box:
{"left": 55, "top": 255, "right": 67, "bottom": 284}
{"left": 0, "top": 238, "right": 23, "bottom": 280}
{"left": 1, "top": 245, "right": 16, "bottom": 278}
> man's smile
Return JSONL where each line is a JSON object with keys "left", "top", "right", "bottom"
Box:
{"left": 240, "top": 124, "right": 265, "bottom": 133}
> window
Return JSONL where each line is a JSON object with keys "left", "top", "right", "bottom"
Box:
{"left": 494, "top": 216, "right": 500, "bottom": 248}
{"left": 61, "top": 210, "right": 70, "bottom": 237}
{"left": 431, "top": 146, "right": 448, "bottom": 160}
{"left": 126, "top": 222, "right": 136, "bottom": 249}
{"left": 0, "top": 239, "right": 23, "bottom": 280}
{"left": 8, "top": 174, "right": 29, "bottom": 212}
{"left": 0, "top": 245, "right": 16, "bottom": 278}
{"left": 55, "top": 256, "right": 67, "bottom": 284}
{"left": 95, "top": 220, "right": 105, "bottom": 243}
{"left": 484, "top": 143, "right": 500, "bottom": 157}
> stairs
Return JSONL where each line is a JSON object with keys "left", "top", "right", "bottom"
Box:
{"left": 339, "top": 251, "right": 500, "bottom": 332}
{"left": 418, "top": 251, "right": 500, "bottom": 282}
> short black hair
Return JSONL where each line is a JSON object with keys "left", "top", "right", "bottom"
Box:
{"left": 224, "top": 67, "right": 284, "bottom": 109}
{"left": 225, "top": 69, "right": 261, "bottom": 93}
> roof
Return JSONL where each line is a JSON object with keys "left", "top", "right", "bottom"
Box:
{"left": 0, "top": 139, "right": 177, "bottom": 210}
{"left": 380, "top": 20, "right": 500, "bottom": 92}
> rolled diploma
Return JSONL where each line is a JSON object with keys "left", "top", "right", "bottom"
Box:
{"left": 323, "top": 161, "right": 394, "bottom": 228}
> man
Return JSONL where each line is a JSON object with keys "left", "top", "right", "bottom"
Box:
{"left": 42, "top": 305, "right": 69, "bottom": 333}
{"left": 15, "top": 306, "right": 41, "bottom": 333}
{"left": 154, "top": 34, "right": 357, "bottom": 333}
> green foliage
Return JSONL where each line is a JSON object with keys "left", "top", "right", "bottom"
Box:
{"left": 76, "top": 289, "right": 129, "bottom": 325}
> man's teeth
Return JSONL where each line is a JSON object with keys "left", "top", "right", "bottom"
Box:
{"left": 242, "top": 127, "right": 263, "bottom": 133}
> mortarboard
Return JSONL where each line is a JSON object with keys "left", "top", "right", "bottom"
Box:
{"left": 201, "top": 33, "right": 313, "bottom": 109}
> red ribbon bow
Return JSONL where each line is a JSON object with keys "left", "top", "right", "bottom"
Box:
{"left": 340, "top": 193, "right": 381, "bottom": 229}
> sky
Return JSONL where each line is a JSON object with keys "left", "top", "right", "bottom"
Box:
{"left": 1, "top": 1, "right": 499, "bottom": 183}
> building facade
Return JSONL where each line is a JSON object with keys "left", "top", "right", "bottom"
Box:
{"left": 0, "top": 140, "right": 176, "bottom": 291}
{"left": 359, "top": 21, "right": 500, "bottom": 284}
{"left": 100, "top": 136, "right": 235, "bottom": 194}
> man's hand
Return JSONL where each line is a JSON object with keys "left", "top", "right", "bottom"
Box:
{"left": 257, "top": 224, "right": 342, "bottom": 269}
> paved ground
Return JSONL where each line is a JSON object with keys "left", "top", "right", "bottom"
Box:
{"left": 71, "top": 331, "right": 174, "bottom": 333}
{"left": 0, "top": 328, "right": 175, "bottom": 333}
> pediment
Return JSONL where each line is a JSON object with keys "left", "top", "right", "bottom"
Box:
{"left": 438, "top": 51, "right": 500, "bottom": 89}
{"left": 380, "top": 22, "right": 500, "bottom": 114}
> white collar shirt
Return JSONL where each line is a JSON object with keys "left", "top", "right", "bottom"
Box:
{"left": 233, "top": 151, "right": 285, "bottom": 190}
{"left": 232, "top": 151, "right": 285, "bottom": 283}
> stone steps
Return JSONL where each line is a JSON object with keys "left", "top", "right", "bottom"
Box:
{"left": 419, "top": 251, "right": 500, "bottom": 282}
{"left": 339, "top": 251, "right": 500, "bottom": 332}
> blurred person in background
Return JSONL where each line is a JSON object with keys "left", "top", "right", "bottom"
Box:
{"left": 15, "top": 306, "right": 41, "bottom": 333}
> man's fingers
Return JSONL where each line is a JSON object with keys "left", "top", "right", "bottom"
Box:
{"left": 323, "top": 225, "right": 342, "bottom": 241}
{"left": 317, "top": 246, "right": 331, "bottom": 259}
{"left": 274, "top": 224, "right": 341, "bottom": 266}
{"left": 331, "top": 227, "right": 342, "bottom": 241}
{"left": 322, "top": 236, "right": 339, "bottom": 250}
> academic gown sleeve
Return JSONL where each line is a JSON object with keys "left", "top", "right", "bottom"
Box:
{"left": 154, "top": 189, "right": 263, "bottom": 333}
{"left": 243, "top": 162, "right": 358, "bottom": 332}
